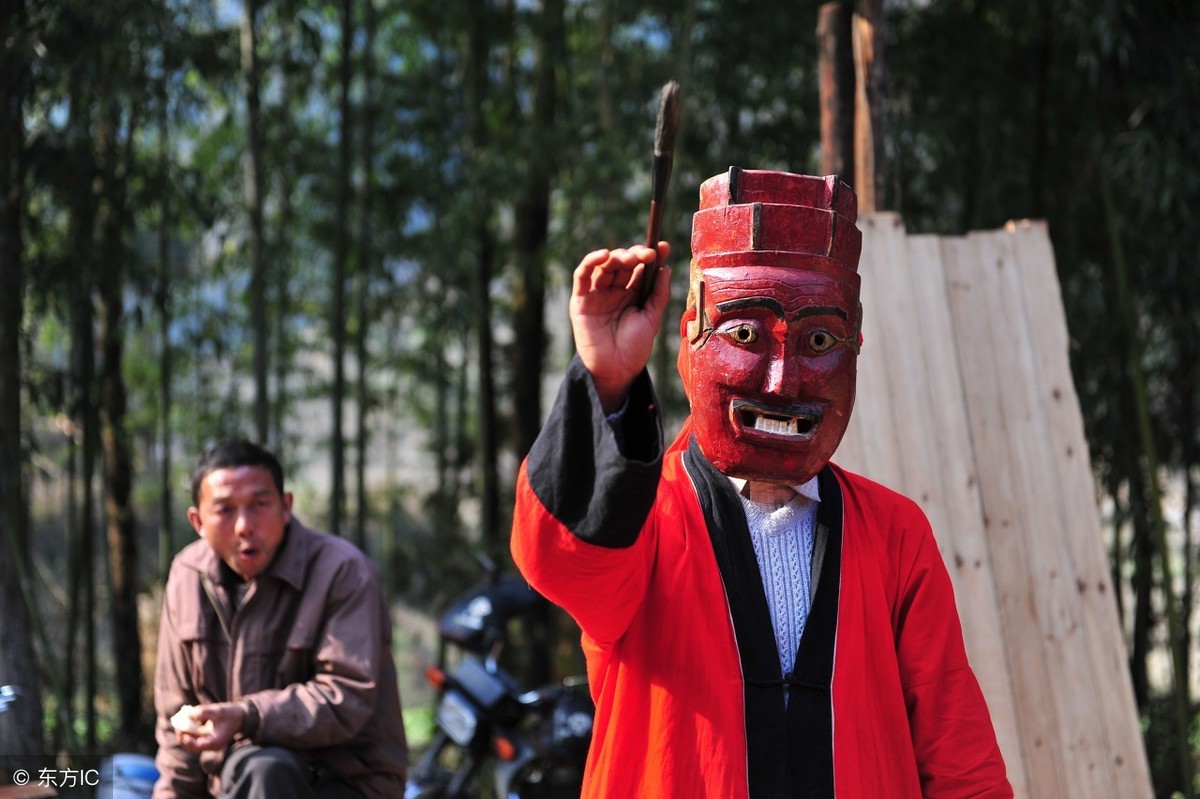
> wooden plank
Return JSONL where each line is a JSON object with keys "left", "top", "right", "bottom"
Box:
{"left": 1006, "top": 221, "right": 1153, "bottom": 797}
{"left": 904, "top": 233, "right": 1031, "bottom": 798}
{"left": 971, "top": 228, "right": 1118, "bottom": 796}
{"left": 851, "top": 214, "right": 911, "bottom": 493}
{"left": 835, "top": 220, "right": 1148, "bottom": 797}
{"left": 941, "top": 233, "right": 1071, "bottom": 797}
{"left": 849, "top": 219, "right": 1031, "bottom": 794}
{"left": 831, "top": 378, "right": 868, "bottom": 468}
{"left": 860, "top": 214, "right": 940, "bottom": 507}
{"left": 851, "top": 223, "right": 974, "bottom": 562}
{"left": 845, "top": 214, "right": 904, "bottom": 490}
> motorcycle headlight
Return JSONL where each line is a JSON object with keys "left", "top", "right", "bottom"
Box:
{"left": 437, "top": 690, "right": 479, "bottom": 747}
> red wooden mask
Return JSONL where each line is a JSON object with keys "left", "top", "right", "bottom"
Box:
{"left": 678, "top": 168, "right": 863, "bottom": 485}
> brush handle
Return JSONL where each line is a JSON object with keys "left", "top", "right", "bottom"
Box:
{"left": 640, "top": 151, "right": 674, "bottom": 306}
{"left": 639, "top": 80, "right": 679, "bottom": 307}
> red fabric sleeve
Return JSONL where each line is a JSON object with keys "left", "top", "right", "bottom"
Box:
{"left": 894, "top": 507, "right": 1013, "bottom": 798}
{"left": 511, "top": 462, "right": 657, "bottom": 647}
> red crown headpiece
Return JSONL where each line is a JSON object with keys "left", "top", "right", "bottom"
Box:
{"left": 690, "top": 166, "right": 862, "bottom": 278}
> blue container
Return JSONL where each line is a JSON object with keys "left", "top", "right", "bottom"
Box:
{"left": 97, "top": 754, "right": 158, "bottom": 799}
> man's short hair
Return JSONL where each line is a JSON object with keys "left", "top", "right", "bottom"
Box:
{"left": 190, "top": 439, "right": 285, "bottom": 506}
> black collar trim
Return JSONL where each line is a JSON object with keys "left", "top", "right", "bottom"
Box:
{"left": 683, "top": 438, "right": 841, "bottom": 798}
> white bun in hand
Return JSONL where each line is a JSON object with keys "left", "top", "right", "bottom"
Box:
{"left": 170, "top": 704, "right": 214, "bottom": 735}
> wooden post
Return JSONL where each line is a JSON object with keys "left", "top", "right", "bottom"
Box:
{"left": 818, "top": 1, "right": 885, "bottom": 209}
{"left": 817, "top": 2, "right": 855, "bottom": 184}
{"left": 851, "top": 11, "right": 877, "bottom": 213}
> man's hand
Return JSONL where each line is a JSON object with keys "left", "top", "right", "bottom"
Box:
{"left": 172, "top": 702, "right": 247, "bottom": 753}
{"left": 570, "top": 242, "right": 671, "bottom": 413}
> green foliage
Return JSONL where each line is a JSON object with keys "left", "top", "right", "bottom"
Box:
{"left": 402, "top": 705, "right": 437, "bottom": 751}
{"left": 1142, "top": 695, "right": 1200, "bottom": 799}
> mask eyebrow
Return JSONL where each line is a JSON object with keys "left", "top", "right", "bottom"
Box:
{"left": 714, "top": 297, "right": 787, "bottom": 319}
{"left": 713, "top": 298, "right": 850, "bottom": 324}
{"left": 789, "top": 305, "right": 850, "bottom": 323}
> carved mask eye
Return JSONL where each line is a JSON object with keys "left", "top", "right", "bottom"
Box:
{"left": 807, "top": 329, "right": 837, "bottom": 353}
{"left": 723, "top": 323, "right": 759, "bottom": 346}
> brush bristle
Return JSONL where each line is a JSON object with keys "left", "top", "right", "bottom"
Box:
{"left": 654, "top": 80, "right": 680, "bottom": 155}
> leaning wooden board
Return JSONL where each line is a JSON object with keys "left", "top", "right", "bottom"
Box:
{"left": 834, "top": 215, "right": 1152, "bottom": 798}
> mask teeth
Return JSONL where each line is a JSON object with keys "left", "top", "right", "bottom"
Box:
{"left": 755, "top": 415, "right": 797, "bottom": 435}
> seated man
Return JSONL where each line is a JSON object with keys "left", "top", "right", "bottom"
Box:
{"left": 153, "top": 439, "right": 407, "bottom": 799}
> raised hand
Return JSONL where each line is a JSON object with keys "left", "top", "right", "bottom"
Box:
{"left": 569, "top": 241, "right": 671, "bottom": 413}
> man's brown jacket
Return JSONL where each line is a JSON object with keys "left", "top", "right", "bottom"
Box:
{"left": 153, "top": 519, "right": 407, "bottom": 798}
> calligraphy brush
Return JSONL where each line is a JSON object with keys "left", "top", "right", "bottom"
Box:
{"left": 639, "top": 80, "right": 680, "bottom": 307}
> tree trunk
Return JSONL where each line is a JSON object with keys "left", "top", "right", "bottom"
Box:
{"left": 71, "top": 116, "right": 102, "bottom": 758}
{"left": 958, "top": 3, "right": 985, "bottom": 232}
{"left": 98, "top": 247, "right": 146, "bottom": 749}
{"left": 1181, "top": 444, "right": 1197, "bottom": 709}
{"left": 433, "top": 345, "right": 452, "bottom": 537}
{"left": 1172, "top": 290, "right": 1197, "bottom": 708}
{"left": 63, "top": 97, "right": 102, "bottom": 753}
{"left": 466, "top": 0, "right": 501, "bottom": 552}
{"left": 1104, "top": 474, "right": 1126, "bottom": 630}
{"left": 511, "top": 0, "right": 562, "bottom": 461}
{"left": 1166, "top": 284, "right": 1198, "bottom": 711}
{"left": 95, "top": 96, "right": 147, "bottom": 748}
{"left": 272, "top": 198, "right": 291, "bottom": 450}
{"left": 426, "top": 24, "right": 459, "bottom": 545}
{"left": 475, "top": 217, "right": 501, "bottom": 553}
{"left": 1029, "top": 0, "right": 1051, "bottom": 220}
{"left": 354, "top": 0, "right": 377, "bottom": 553}
{"left": 271, "top": 149, "right": 295, "bottom": 451}
{"left": 1129, "top": 484, "right": 1151, "bottom": 711}
{"left": 1101, "top": 167, "right": 1192, "bottom": 796}
{"left": 330, "top": 0, "right": 354, "bottom": 536}
{"left": 61, "top": 408, "right": 79, "bottom": 754}
{"left": 157, "top": 101, "right": 174, "bottom": 581}
{"left": 0, "top": 0, "right": 46, "bottom": 759}
{"left": 243, "top": 0, "right": 270, "bottom": 444}
{"left": 591, "top": 0, "right": 620, "bottom": 247}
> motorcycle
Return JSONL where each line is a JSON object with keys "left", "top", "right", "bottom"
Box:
{"left": 405, "top": 557, "right": 592, "bottom": 799}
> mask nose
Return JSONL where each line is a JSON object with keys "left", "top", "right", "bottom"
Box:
{"left": 764, "top": 346, "right": 800, "bottom": 397}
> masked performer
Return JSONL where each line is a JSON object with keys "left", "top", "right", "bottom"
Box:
{"left": 511, "top": 168, "right": 1012, "bottom": 798}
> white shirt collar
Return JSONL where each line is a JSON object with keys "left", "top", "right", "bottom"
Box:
{"left": 727, "top": 474, "right": 821, "bottom": 503}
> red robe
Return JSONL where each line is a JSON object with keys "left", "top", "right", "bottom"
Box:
{"left": 511, "top": 357, "right": 1011, "bottom": 798}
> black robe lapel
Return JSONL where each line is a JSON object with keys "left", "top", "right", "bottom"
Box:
{"left": 683, "top": 438, "right": 841, "bottom": 798}
{"left": 786, "top": 465, "right": 842, "bottom": 797}
{"left": 683, "top": 438, "right": 788, "bottom": 797}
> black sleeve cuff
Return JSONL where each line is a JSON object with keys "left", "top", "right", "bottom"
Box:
{"left": 238, "top": 699, "right": 260, "bottom": 740}
{"left": 525, "top": 355, "right": 663, "bottom": 548}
